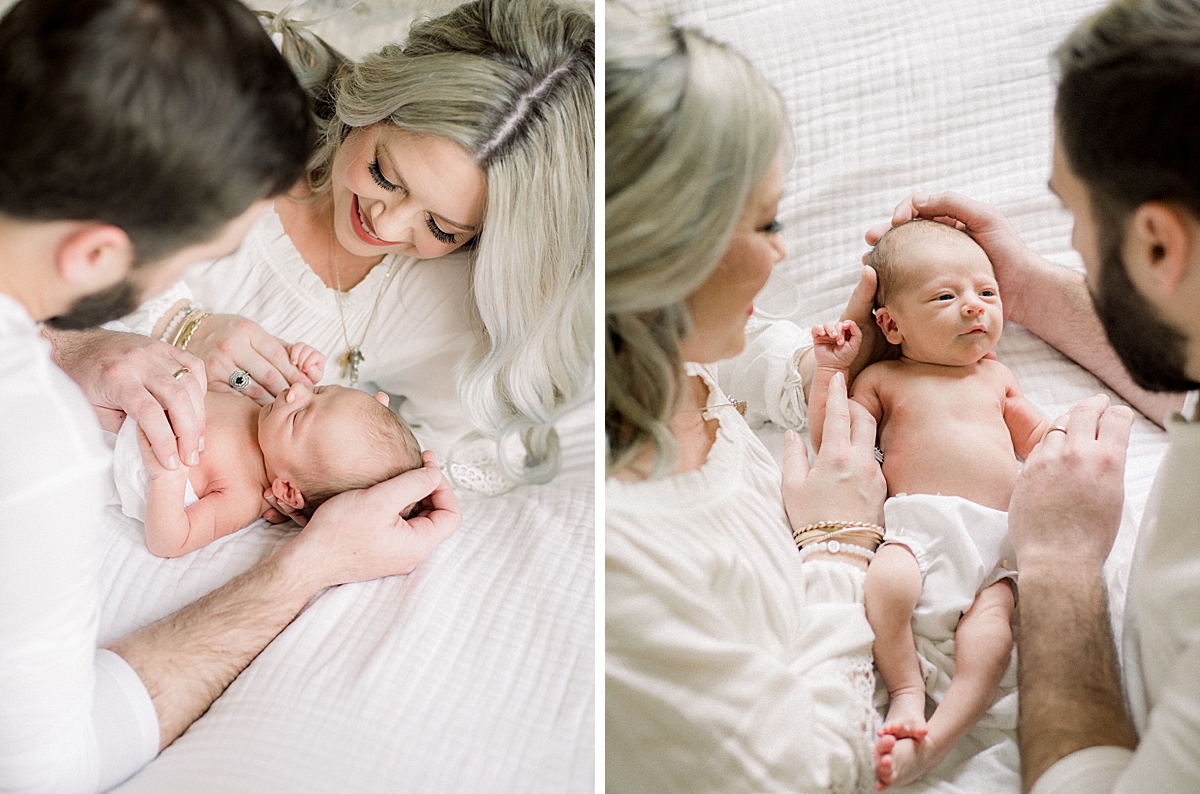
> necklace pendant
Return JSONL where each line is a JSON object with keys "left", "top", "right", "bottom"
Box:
{"left": 341, "top": 346, "right": 365, "bottom": 386}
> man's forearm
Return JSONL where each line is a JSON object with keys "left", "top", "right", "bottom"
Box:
{"left": 105, "top": 542, "right": 321, "bottom": 750}
{"left": 1016, "top": 564, "right": 1138, "bottom": 792}
{"left": 1013, "top": 262, "right": 1183, "bottom": 426}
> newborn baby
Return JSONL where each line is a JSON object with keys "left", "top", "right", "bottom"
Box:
{"left": 808, "top": 219, "right": 1050, "bottom": 790}
{"left": 114, "top": 376, "right": 422, "bottom": 558}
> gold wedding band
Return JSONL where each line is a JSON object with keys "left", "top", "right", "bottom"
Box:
{"left": 1043, "top": 424, "right": 1068, "bottom": 440}
{"left": 172, "top": 367, "right": 190, "bottom": 379}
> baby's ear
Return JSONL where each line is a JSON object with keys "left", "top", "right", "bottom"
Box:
{"left": 270, "top": 477, "right": 306, "bottom": 511}
{"left": 874, "top": 306, "right": 905, "bottom": 345}
{"left": 373, "top": 391, "right": 389, "bottom": 407}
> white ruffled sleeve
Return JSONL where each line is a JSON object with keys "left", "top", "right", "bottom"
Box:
{"left": 104, "top": 280, "right": 194, "bottom": 338}
{"left": 714, "top": 314, "right": 809, "bottom": 432}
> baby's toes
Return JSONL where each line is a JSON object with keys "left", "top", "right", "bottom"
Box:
{"left": 881, "top": 719, "right": 928, "bottom": 741}
{"left": 873, "top": 734, "right": 897, "bottom": 791}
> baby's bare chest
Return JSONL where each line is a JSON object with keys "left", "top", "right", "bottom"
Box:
{"left": 876, "top": 371, "right": 1009, "bottom": 442}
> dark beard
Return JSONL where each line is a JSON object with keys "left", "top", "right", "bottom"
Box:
{"left": 1090, "top": 229, "right": 1200, "bottom": 393}
{"left": 44, "top": 278, "right": 140, "bottom": 330}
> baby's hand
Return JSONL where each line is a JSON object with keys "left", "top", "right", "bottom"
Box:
{"left": 288, "top": 342, "right": 326, "bottom": 383}
{"left": 811, "top": 320, "right": 862, "bottom": 369}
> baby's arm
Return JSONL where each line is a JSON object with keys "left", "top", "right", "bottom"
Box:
{"left": 999, "top": 365, "right": 1050, "bottom": 460}
{"left": 138, "top": 429, "right": 262, "bottom": 557}
{"left": 808, "top": 320, "right": 862, "bottom": 451}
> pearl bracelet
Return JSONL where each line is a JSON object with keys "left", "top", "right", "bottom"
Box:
{"left": 159, "top": 303, "right": 192, "bottom": 343}
{"left": 798, "top": 539, "right": 876, "bottom": 563}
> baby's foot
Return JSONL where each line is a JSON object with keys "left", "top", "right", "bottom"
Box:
{"left": 880, "top": 690, "right": 928, "bottom": 740}
{"left": 873, "top": 734, "right": 950, "bottom": 791}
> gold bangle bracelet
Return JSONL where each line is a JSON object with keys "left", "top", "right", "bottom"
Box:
{"left": 169, "top": 308, "right": 206, "bottom": 347}
{"left": 172, "top": 310, "right": 211, "bottom": 351}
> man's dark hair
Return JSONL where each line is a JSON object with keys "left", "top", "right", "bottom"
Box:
{"left": 1055, "top": 0, "right": 1200, "bottom": 232}
{"left": 0, "top": 0, "right": 314, "bottom": 264}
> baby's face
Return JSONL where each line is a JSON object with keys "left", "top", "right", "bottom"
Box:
{"left": 257, "top": 383, "right": 380, "bottom": 481}
{"left": 877, "top": 236, "right": 1003, "bottom": 366}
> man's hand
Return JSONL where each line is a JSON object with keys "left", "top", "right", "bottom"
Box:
{"left": 286, "top": 451, "right": 462, "bottom": 590}
{"left": 864, "top": 192, "right": 1041, "bottom": 325}
{"left": 46, "top": 327, "right": 206, "bottom": 469}
{"left": 1008, "top": 393, "right": 1134, "bottom": 572}
{"left": 186, "top": 313, "right": 314, "bottom": 405}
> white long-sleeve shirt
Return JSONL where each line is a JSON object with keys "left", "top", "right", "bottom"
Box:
{"left": 0, "top": 294, "right": 159, "bottom": 793}
{"left": 605, "top": 365, "right": 875, "bottom": 794}
{"left": 1032, "top": 392, "right": 1200, "bottom": 793}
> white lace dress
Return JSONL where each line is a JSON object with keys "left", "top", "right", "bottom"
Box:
{"left": 605, "top": 364, "right": 877, "bottom": 794}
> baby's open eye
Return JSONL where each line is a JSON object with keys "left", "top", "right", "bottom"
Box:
{"left": 981, "top": 289, "right": 996, "bottom": 297}
{"left": 936, "top": 294, "right": 954, "bottom": 301}
{"left": 761, "top": 219, "right": 783, "bottom": 235}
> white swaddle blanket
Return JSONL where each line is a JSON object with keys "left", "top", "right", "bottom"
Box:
{"left": 878, "top": 493, "right": 1019, "bottom": 738}
{"left": 110, "top": 417, "right": 199, "bottom": 523}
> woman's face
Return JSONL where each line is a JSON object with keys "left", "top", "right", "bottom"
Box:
{"left": 680, "top": 155, "right": 786, "bottom": 363}
{"left": 329, "top": 124, "right": 487, "bottom": 260}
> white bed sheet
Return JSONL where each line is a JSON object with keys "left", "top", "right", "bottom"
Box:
{"left": 98, "top": 397, "right": 594, "bottom": 794}
{"left": 628, "top": 0, "right": 1169, "bottom": 791}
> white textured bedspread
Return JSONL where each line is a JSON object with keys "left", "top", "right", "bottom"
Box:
{"left": 100, "top": 400, "right": 594, "bottom": 794}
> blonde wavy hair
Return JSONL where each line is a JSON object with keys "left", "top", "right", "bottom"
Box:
{"left": 263, "top": 0, "right": 594, "bottom": 484}
{"left": 605, "top": 2, "right": 784, "bottom": 477}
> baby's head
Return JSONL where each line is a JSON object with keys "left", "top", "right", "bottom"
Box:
{"left": 257, "top": 383, "right": 424, "bottom": 519}
{"left": 865, "top": 219, "right": 1003, "bottom": 366}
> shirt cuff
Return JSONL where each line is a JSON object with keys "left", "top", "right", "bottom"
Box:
{"left": 1182, "top": 390, "right": 1199, "bottom": 423}
{"left": 93, "top": 649, "right": 160, "bottom": 791}
{"left": 1031, "top": 746, "right": 1134, "bottom": 794}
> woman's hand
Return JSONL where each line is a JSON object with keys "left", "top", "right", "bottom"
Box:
{"left": 46, "top": 327, "right": 207, "bottom": 470}
{"left": 863, "top": 192, "right": 1041, "bottom": 325}
{"left": 286, "top": 451, "right": 463, "bottom": 588}
{"left": 186, "top": 313, "right": 315, "bottom": 404}
{"left": 782, "top": 371, "right": 886, "bottom": 528}
{"left": 838, "top": 265, "right": 898, "bottom": 380}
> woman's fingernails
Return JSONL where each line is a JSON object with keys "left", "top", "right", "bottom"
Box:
{"left": 167, "top": 455, "right": 180, "bottom": 470}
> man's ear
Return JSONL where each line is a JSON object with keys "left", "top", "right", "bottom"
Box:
{"left": 270, "top": 477, "right": 306, "bottom": 511}
{"left": 874, "top": 305, "right": 904, "bottom": 345}
{"left": 373, "top": 391, "right": 389, "bottom": 407}
{"left": 55, "top": 223, "right": 133, "bottom": 291}
{"left": 1124, "top": 202, "right": 1192, "bottom": 297}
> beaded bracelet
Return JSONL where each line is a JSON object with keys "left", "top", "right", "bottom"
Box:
{"left": 798, "top": 539, "right": 876, "bottom": 563}
{"left": 159, "top": 303, "right": 192, "bottom": 343}
{"left": 791, "top": 521, "right": 884, "bottom": 550}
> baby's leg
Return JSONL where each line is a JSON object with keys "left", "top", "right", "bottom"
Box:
{"left": 864, "top": 543, "right": 927, "bottom": 740}
{"left": 875, "top": 579, "right": 1015, "bottom": 790}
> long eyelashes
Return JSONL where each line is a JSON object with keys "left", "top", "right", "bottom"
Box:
{"left": 425, "top": 217, "right": 456, "bottom": 244}
{"left": 367, "top": 158, "right": 457, "bottom": 245}
{"left": 368, "top": 159, "right": 398, "bottom": 192}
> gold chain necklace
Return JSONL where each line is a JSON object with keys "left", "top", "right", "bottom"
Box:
{"left": 329, "top": 215, "right": 398, "bottom": 387}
